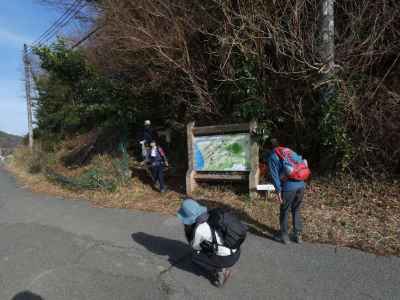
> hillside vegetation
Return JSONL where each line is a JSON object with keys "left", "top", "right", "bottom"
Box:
{"left": 8, "top": 0, "right": 399, "bottom": 255}
{"left": 30, "top": 0, "right": 400, "bottom": 175}
{"left": 0, "top": 131, "right": 22, "bottom": 154}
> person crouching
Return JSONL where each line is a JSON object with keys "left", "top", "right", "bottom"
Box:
{"left": 177, "top": 199, "right": 241, "bottom": 287}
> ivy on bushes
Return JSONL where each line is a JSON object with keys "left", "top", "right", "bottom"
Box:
{"left": 319, "top": 86, "right": 355, "bottom": 172}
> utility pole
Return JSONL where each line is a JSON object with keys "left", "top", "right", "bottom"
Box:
{"left": 23, "top": 44, "right": 34, "bottom": 149}
{"left": 320, "top": 0, "right": 335, "bottom": 103}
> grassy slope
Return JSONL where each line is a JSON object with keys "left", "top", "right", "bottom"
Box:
{"left": 0, "top": 131, "right": 22, "bottom": 152}
{"left": 7, "top": 145, "right": 400, "bottom": 256}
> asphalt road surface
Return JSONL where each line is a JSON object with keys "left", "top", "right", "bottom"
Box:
{"left": 0, "top": 167, "right": 399, "bottom": 300}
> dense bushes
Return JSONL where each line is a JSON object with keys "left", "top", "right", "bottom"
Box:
{"left": 33, "top": 41, "right": 136, "bottom": 145}
{"left": 33, "top": 0, "right": 400, "bottom": 176}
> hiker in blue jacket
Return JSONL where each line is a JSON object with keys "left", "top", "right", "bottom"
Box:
{"left": 267, "top": 138, "right": 306, "bottom": 244}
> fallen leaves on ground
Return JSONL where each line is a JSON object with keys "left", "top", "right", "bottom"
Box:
{"left": 6, "top": 159, "right": 400, "bottom": 256}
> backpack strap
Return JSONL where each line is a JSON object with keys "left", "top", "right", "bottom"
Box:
{"left": 275, "top": 147, "right": 296, "bottom": 164}
{"left": 158, "top": 147, "right": 166, "bottom": 157}
{"left": 209, "top": 224, "right": 233, "bottom": 255}
{"left": 274, "top": 147, "right": 286, "bottom": 160}
{"left": 158, "top": 147, "right": 168, "bottom": 165}
{"left": 207, "top": 221, "right": 222, "bottom": 255}
{"left": 210, "top": 226, "right": 218, "bottom": 254}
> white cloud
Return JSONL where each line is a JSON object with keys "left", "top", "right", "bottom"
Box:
{"left": 0, "top": 28, "right": 32, "bottom": 46}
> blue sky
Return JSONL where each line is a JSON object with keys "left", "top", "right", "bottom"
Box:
{"left": 0, "top": 2, "right": 59, "bottom": 136}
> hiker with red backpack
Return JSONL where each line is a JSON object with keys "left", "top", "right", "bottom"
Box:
{"left": 267, "top": 138, "right": 311, "bottom": 244}
{"left": 145, "top": 140, "right": 169, "bottom": 193}
{"left": 177, "top": 199, "right": 247, "bottom": 287}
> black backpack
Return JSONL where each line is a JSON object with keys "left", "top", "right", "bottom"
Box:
{"left": 207, "top": 208, "right": 247, "bottom": 250}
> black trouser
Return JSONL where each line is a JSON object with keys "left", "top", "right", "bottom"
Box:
{"left": 280, "top": 188, "right": 305, "bottom": 236}
{"left": 151, "top": 165, "right": 164, "bottom": 190}
{"left": 191, "top": 249, "right": 241, "bottom": 274}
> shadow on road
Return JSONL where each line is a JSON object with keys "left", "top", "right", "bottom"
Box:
{"left": 11, "top": 291, "right": 44, "bottom": 300}
{"left": 131, "top": 232, "right": 213, "bottom": 281}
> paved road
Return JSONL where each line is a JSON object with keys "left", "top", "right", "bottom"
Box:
{"left": 0, "top": 167, "right": 399, "bottom": 300}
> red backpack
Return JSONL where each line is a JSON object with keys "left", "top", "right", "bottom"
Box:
{"left": 274, "top": 147, "right": 311, "bottom": 181}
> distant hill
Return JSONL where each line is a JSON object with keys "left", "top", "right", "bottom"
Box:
{"left": 0, "top": 131, "right": 22, "bottom": 155}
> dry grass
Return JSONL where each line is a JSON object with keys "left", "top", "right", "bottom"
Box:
{"left": 303, "top": 178, "right": 400, "bottom": 255}
{"left": 191, "top": 178, "right": 400, "bottom": 256}
{"left": 6, "top": 153, "right": 183, "bottom": 215}
{"left": 6, "top": 147, "right": 400, "bottom": 256}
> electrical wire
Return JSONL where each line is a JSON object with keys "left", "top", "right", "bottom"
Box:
{"left": 31, "top": 0, "right": 83, "bottom": 46}
{"left": 29, "top": 0, "right": 86, "bottom": 51}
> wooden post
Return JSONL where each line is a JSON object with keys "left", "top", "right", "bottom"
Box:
{"left": 186, "top": 122, "right": 197, "bottom": 196}
{"left": 23, "top": 44, "right": 34, "bottom": 149}
{"left": 249, "top": 120, "right": 259, "bottom": 199}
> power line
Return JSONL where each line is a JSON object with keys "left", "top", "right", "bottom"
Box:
{"left": 38, "top": 1, "right": 87, "bottom": 47}
{"left": 71, "top": 25, "right": 103, "bottom": 49}
{"left": 27, "top": 0, "right": 99, "bottom": 56}
{"left": 29, "top": 0, "right": 86, "bottom": 51}
{"left": 31, "top": 0, "right": 83, "bottom": 47}
{"left": 33, "top": 0, "right": 86, "bottom": 47}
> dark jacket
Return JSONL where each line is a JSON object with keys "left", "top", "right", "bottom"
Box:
{"left": 142, "top": 127, "right": 157, "bottom": 144}
{"left": 146, "top": 146, "right": 167, "bottom": 167}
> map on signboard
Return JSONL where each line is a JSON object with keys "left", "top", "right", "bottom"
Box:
{"left": 194, "top": 133, "right": 251, "bottom": 171}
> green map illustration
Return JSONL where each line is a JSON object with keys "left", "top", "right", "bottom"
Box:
{"left": 194, "top": 133, "right": 251, "bottom": 171}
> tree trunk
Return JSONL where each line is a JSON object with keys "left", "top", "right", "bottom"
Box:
{"left": 320, "top": 0, "right": 335, "bottom": 104}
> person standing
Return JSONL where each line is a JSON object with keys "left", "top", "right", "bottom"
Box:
{"left": 267, "top": 138, "right": 309, "bottom": 244}
{"left": 143, "top": 120, "right": 156, "bottom": 144}
{"left": 146, "top": 140, "right": 168, "bottom": 193}
{"left": 140, "top": 120, "right": 158, "bottom": 159}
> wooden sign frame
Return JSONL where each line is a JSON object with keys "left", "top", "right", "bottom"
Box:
{"left": 186, "top": 121, "right": 259, "bottom": 199}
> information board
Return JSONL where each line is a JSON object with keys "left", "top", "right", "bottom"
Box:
{"left": 194, "top": 133, "right": 251, "bottom": 171}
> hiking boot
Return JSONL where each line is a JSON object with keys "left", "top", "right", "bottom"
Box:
{"left": 215, "top": 270, "right": 224, "bottom": 287}
{"left": 213, "top": 268, "right": 232, "bottom": 287}
{"left": 281, "top": 235, "right": 290, "bottom": 244}
{"left": 293, "top": 234, "right": 303, "bottom": 244}
{"left": 212, "top": 271, "right": 223, "bottom": 287}
{"left": 273, "top": 234, "right": 290, "bottom": 245}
